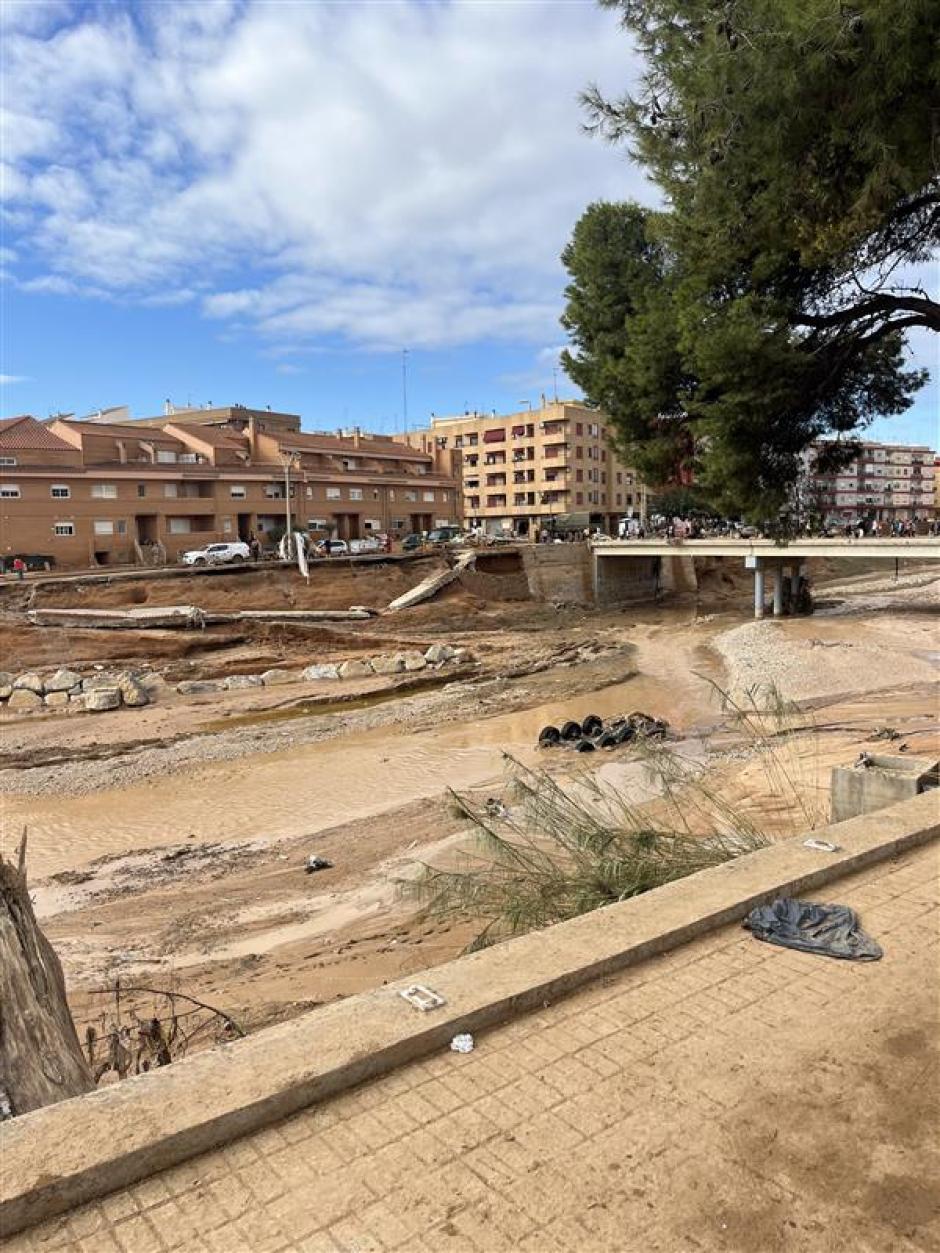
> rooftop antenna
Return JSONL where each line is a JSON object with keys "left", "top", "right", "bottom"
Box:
{"left": 401, "top": 348, "right": 409, "bottom": 437}
{"left": 552, "top": 366, "right": 559, "bottom": 402}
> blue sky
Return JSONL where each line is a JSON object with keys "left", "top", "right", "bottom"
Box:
{"left": 1, "top": 0, "right": 937, "bottom": 446}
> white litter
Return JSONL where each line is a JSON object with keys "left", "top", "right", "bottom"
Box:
{"left": 450, "top": 1034, "right": 474, "bottom": 1054}
{"left": 399, "top": 984, "right": 446, "bottom": 1011}
{"left": 803, "top": 838, "right": 842, "bottom": 853}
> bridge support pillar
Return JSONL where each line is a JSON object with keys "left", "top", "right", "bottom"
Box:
{"left": 772, "top": 562, "right": 785, "bottom": 617}
{"left": 753, "top": 560, "right": 765, "bottom": 619}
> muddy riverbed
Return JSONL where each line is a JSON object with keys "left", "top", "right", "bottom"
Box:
{"left": 2, "top": 562, "right": 937, "bottom": 1044}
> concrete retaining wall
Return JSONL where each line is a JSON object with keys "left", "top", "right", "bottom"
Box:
{"left": 521, "top": 545, "right": 594, "bottom": 604}
{"left": 593, "top": 552, "right": 661, "bottom": 606}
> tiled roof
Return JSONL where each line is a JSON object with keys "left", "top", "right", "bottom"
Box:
{"left": 0, "top": 415, "right": 75, "bottom": 451}
{"left": 167, "top": 424, "right": 247, "bottom": 449}
{"left": 56, "top": 420, "right": 184, "bottom": 443}
{"left": 276, "top": 430, "right": 431, "bottom": 460}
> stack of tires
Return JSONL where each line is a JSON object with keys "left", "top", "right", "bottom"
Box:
{"left": 537, "top": 711, "right": 668, "bottom": 753}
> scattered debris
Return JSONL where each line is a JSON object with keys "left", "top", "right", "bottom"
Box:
{"left": 872, "top": 726, "right": 901, "bottom": 741}
{"left": 743, "top": 897, "right": 882, "bottom": 961}
{"left": 855, "top": 752, "right": 874, "bottom": 769}
{"left": 484, "top": 798, "right": 508, "bottom": 819}
{"left": 304, "top": 856, "right": 333, "bottom": 874}
{"left": 537, "top": 710, "right": 669, "bottom": 752}
{"left": 399, "top": 984, "right": 447, "bottom": 1011}
{"left": 803, "top": 838, "right": 842, "bottom": 853}
{"left": 450, "top": 1033, "right": 474, "bottom": 1054}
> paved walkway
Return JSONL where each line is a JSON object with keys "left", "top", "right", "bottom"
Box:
{"left": 11, "top": 842, "right": 939, "bottom": 1253}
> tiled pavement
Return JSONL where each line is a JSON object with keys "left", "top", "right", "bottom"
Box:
{"left": 10, "top": 841, "right": 939, "bottom": 1253}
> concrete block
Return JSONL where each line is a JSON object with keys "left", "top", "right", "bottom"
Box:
{"left": 302, "top": 664, "right": 340, "bottom": 681}
{"left": 401, "top": 651, "right": 428, "bottom": 672}
{"left": 370, "top": 654, "right": 406, "bottom": 675}
{"left": 7, "top": 688, "right": 43, "bottom": 712}
{"left": 338, "top": 659, "right": 374, "bottom": 680}
{"left": 115, "top": 673, "right": 150, "bottom": 707}
{"left": 260, "top": 668, "right": 297, "bottom": 686}
{"left": 44, "top": 668, "right": 83, "bottom": 693}
{"left": 425, "top": 644, "right": 456, "bottom": 664}
{"left": 223, "top": 674, "right": 264, "bottom": 690}
{"left": 176, "top": 680, "right": 223, "bottom": 695}
{"left": 84, "top": 688, "right": 122, "bottom": 712}
{"left": 831, "top": 755, "right": 939, "bottom": 823}
{"left": 43, "top": 691, "right": 70, "bottom": 709}
{"left": 13, "top": 672, "right": 44, "bottom": 695}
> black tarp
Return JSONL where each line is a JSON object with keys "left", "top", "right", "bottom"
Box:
{"left": 743, "top": 897, "right": 882, "bottom": 961}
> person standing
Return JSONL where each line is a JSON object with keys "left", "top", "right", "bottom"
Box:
{"left": 12, "top": 556, "right": 25, "bottom": 581}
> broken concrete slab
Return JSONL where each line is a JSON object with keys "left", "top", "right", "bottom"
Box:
{"left": 402, "top": 651, "right": 428, "bottom": 672}
{"left": 338, "top": 659, "right": 374, "bottom": 680}
{"left": 424, "top": 644, "right": 456, "bottom": 664}
{"left": 114, "top": 674, "right": 150, "bottom": 707}
{"left": 27, "top": 606, "right": 205, "bottom": 630}
{"left": 370, "top": 654, "right": 406, "bottom": 675}
{"left": 43, "top": 691, "right": 70, "bottom": 709}
{"left": 13, "top": 672, "right": 44, "bottom": 695}
{"left": 302, "top": 664, "right": 341, "bottom": 681}
{"left": 386, "top": 551, "right": 475, "bottom": 611}
{"left": 176, "top": 680, "right": 224, "bottom": 696}
{"left": 260, "top": 669, "right": 296, "bottom": 687}
{"left": 223, "top": 675, "right": 264, "bottom": 690}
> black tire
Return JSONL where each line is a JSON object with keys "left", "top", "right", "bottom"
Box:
{"left": 581, "top": 714, "right": 603, "bottom": 737}
{"left": 597, "top": 732, "right": 619, "bottom": 749}
{"left": 538, "top": 725, "right": 561, "bottom": 746}
{"left": 616, "top": 724, "right": 636, "bottom": 744}
{"left": 560, "top": 720, "right": 582, "bottom": 741}
{"left": 573, "top": 739, "right": 596, "bottom": 753}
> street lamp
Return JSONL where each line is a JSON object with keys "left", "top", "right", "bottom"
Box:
{"left": 280, "top": 452, "right": 300, "bottom": 556}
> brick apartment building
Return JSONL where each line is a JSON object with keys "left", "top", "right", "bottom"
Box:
{"left": 405, "top": 401, "right": 647, "bottom": 537}
{"left": 804, "top": 438, "right": 936, "bottom": 525}
{"left": 0, "top": 407, "right": 460, "bottom": 569}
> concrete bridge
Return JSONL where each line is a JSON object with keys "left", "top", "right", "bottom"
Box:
{"left": 592, "top": 536, "right": 940, "bottom": 617}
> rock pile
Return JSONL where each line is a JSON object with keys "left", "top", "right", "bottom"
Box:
{"left": 0, "top": 668, "right": 153, "bottom": 716}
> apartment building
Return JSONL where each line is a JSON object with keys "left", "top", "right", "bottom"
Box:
{"left": 0, "top": 408, "right": 460, "bottom": 569}
{"left": 404, "top": 401, "right": 646, "bottom": 537}
{"left": 805, "top": 438, "right": 936, "bottom": 525}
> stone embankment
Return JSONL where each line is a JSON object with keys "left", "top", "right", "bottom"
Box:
{"left": 0, "top": 646, "right": 468, "bottom": 715}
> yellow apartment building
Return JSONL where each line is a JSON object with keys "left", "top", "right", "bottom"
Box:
{"left": 405, "top": 401, "right": 646, "bottom": 537}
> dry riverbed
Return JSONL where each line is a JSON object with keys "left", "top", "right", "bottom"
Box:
{"left": 1, "top": 562, "right": 937, "bottom": 1049}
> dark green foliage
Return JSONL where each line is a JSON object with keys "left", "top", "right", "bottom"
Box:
{"left": 562, "top": 1, "right": 937, "bottom": 518}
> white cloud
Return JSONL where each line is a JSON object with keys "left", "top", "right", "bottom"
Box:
{"left": 0, "top": 374, "right": 31, "bottom": 385}
{"left": 2, "top": 0, "right": 649, "bottom": 350}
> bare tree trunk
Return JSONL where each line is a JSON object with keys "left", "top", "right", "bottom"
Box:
{"left": 0, "top": 833, "right": 93, "bottom": 1117}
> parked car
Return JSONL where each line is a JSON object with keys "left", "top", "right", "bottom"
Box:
{"left": 313, "top": 538, "right": 350, "bottom": 556}
{"left": 180, "top": 541, "right": 250, "bottom": 566}
{"left": 1, "top": 553, "right": 56, "bottom": 573}
{"left": 349, "top": 536, "right": 381, "bottom": 554}
{"left": 426, "top": 527, "right": 462, "bottom": 545}
{"left": 401, "top": 533, "right": 424, "bottom": 551}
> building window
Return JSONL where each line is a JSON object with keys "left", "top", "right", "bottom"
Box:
{"left": 137, "top": 484, "right": 146, "bottom": 497}
{"left": 393, "top": 517, "right": 406, "bottom": 529}
{"left": 0, "top": 484, "right": 21, "bottom": 498}
{"left": 92, "top": 483, "right": 118, "bottom": 499}
{"left": 230, "top": 485, "right": 247, "bottom": 499}
{"left": 308, "top": 518, "right": 329, "bottom": 530}
{"left": 167, "top": 518, "right": 191, "bottom": 534}
{"left": 0, "top": 457, "right": 17, "bottom": 467}
{"left": 405, "top": 490, "right": 417, "bottom": 502}
{"left": 156, "top": 450, "right": 178, "bottom": 463}
{"left": 94, "top": 520, "right": 114, "bottom": 536}
{"left": 164, "top": 483, "right": 179, "bottom": 498}
{"left": 326, "top": 487, "right": 341, "bottom": 500}
{"left": 53, "top": 522, "right": 75, "bottom": 537}
{"left": 423, "top": 490, "right": 435, "bottom": 502}
{"left": 576, "top": 492, "right": 584, "bottom": 506}
{"left": 349, "top": 488, "right": 363, "bottom": 501}
{"left": 364, "top": 517, "right": 382, "bottom": 530}
{"left": 222, "top": 517, "right": 233, "bottom": 533}
{"left": 388, "top": 489, "right": 396, "bottom": 501}
{"left": 442, "top": 491, "right": 449, "bottom": 502}
{"left": 116, "top": 519, "right": 126, "bottom": 535}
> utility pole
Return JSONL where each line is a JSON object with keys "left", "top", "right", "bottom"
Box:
{"left": 401, "top": 348, "right": 409, "bottom": 437}
{"left": 281, "top": 454, "right": 293, "bottom": 557}
{"left": 552, "top": 366, "right": 559, "bottom": 403}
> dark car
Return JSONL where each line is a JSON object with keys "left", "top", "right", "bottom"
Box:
{"left": 1, "top": 553, "right": 56, "bottom": 573}
{"left": 401, "top": 533, "right": 424, "bottom": 551}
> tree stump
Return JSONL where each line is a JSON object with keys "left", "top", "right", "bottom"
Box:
{"left": 0, "top": 833, "right": 93, "bottom": 1117}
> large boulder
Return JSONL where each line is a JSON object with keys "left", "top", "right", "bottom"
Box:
{"left": 0, "top": 684, "right": 12, "bottom": 700}
{"left": 8, "top": 689, "right": 43, "bottom": 712}
{"left": 44, "top": 668, "right": 83, "bottom": 694}
{"left": 44, "top": 691, "right": 70, "bottom": 709}
{"left": 84, "top": 687, "right": 122, "bottom": 712}
{"left": 176, "top": 680, "right": 223, "bottom": 696}
{"left": 224, "top": 674, "right": 264, "bottom": 690}
{"left": 302, "top": 664, "right": 340, "bottom": 681}
{"left": 82, "top": 673, "right": 118, "bottom": 691}
{"left": 370, "top": 654, "right": 406, "bottom": 675}
{"left": 425, "top": 644, "right": 456, "bottom": 665}
{"left": 338, "top": 658, "right": 374, "bottom": 680}
{"left": 115, "top": 672, "right": 150, "bottom": 707}
{"left": 13, "top": 672, "right": 44, "bottom": 696}
{"left": 260, "top": 668, "right": 296, "bottom": 686}
{"left": 0, "top": 671, "right": 13, "bottom": 690}
{"left": 401, "top": 651, "right": 428, "bottom": 672}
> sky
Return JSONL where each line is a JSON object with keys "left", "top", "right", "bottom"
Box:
{"left": 1, "top": 0, "right": 937, "bottom": 446}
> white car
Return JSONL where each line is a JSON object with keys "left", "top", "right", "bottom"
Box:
{"left": 349, "top": 536, "right": 381, "bottom": 554}
{"left": 313, "top": 538, "right": 349, "bottom": 556}
{"left": 180, "top": 541, "right": 250, "bottom": 566}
